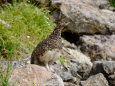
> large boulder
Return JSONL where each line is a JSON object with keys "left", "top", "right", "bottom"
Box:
{"left": 52, "top": 0, "right": 115, "bottom": 34}
{"left": 91, "top": 61, "right": 115, "bottom": 86}
{"left": 79, "top": 35, "right": 115, "bottom": 61}
{"left": 81, "top": 73, "right": 109, "bottom": 86}
{"left": 91, "top": 61, "right": 115, "bottom": 74}
{"left": 9, "top": 64, "right": 64, "bottom": 86}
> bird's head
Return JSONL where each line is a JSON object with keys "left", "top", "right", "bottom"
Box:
{"left": 58, "top": 18, "right": 70, "bottom": 27}
{"left": 52, "top": 18, "right": 70, "bottom": 35}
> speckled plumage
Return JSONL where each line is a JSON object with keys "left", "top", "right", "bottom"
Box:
{"left": 31, "top": 23, "right": 67, "bottom": 67}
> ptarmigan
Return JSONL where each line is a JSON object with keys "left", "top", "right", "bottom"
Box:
{"left": 31, "top": 21, "right": 69, "bottom": 70}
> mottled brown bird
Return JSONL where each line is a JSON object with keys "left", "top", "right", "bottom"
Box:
{"left": 31, "top": 21, "right": 69, "bottom": 70}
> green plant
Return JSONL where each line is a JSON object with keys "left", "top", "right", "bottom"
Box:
{"left": 58, "top": 57, "right": 67, "bottom": 64}
{"left": 0, "top": 2, "right": 55, "bottom": 60}
{"left": 0, "top": 62, "right": 12, "bottom": 86}
{"left": 109, "top": 0, "right": 115, "bottom": 7}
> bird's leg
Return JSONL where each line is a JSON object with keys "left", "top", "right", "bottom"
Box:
{"left": 45, "top": 64, "right": 55, "bottom": 72}
{"left": 46, "top": 64, "right": 50, "bottom": 71}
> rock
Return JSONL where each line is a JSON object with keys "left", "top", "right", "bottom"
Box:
{"left": 91, "top": 61, "right": 115, "bottom": 86}
{"left": 64, "top": 82, "right": 79, "bottom": 86}
{"left": 51, "top": 60, "right": 81, "bottom": 85}
{"left": 0, "top": 61, "right": 21, "bottom": 71}
{"left": 51, "top": 61, "right": 64, "bottom": 75}
{"left": 61, "top": 48, "right": 92, "bottom": 76}
{"left": 0, "top": 54, "right": 31, "bottom": 71}
{"left": 79, "top": 35, "right": 115, "bottom": 61}
{"left": 53, "top": 0, "right": 115, "bottom": 34}
{"left": 109, "top": 73, "right": 115, "bottom": 80}
{"left": 9, "top": 64, "right": 64, "bottom": 86}
{"left": 91, "top": 61, "right": 115, "bottom": 74}
{"left": 90, "top": 61, "right": 105, "bottom": 74}
{"left": 108, "top": 73, "right": 115, "bottom": 86}
{"left": 59, "top": 39, "right": 92, "bottom": 79}
{"left": 60, "top": 71, "right": 76, "bottom": 82}
{"left": 70, "top": 65, "right": 78, "bottom": 77}
{"left": 81, "top": 73, "right": 109, "bottom": 86}
{"left": 102, "top": 61, "right": 115, "bottom": 74}
{"left": 109, "top": 80, "right": 115, "bottom": 86}
{"left": 70, "top": 64, "right": 82, "bottom": 79}
{"left": 44, "top": 73, "right": 64, "bottom": 86}
{"left": 62, "top": 39, "right": 92, "bottom": 68}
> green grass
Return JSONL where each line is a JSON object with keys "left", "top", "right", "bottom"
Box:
{"left": 0, "top": 2, "right": 55, "bottom": 60}
{"left": 0, "top": 62, "right": 12, "bottom": 86}
{"left": 109, "top": 0, "right": 115, "bottom": 7}
{"left": 58, "top": 57, "right": 67, "bottom": 64}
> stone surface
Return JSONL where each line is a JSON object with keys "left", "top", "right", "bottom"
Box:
{"left": 70, "top": 65, "right": 78, "bottom": 77}
{"left": 0, "top": 61, "right": 21, "bottom": 71}
{"left": 90, "top": 61, "right": 105, "bottom": 75}
{"left": 52, "top": 0, "right": 115, "bottom": 34}
{"left": 0, "top": 54, "right": 31, "bottom": 71}
{"left": 51, "top": 60, "right": 81, "bottom": 84}
{"left": 102, "top": 61, "right": 115, "bottom": 74}
{"left": 91, "top": 61, "right": 115, "bottom": 86}
{"left": 60, "top": 71, "right": 76, "bottom": 82}
{"left": 79, "top": 35, "right": 115, "bottom": 61}
{"left": 64, "top": 82, "right": 79, "bottom": 86}
{"left": 81, "top": 73, "right": 109, "bottom": 86}
{"left": 9, "top": 64, "right": 64, "bottom": 86}
{"left": 108, "top": 73, "right": 115, "bottom": 86}
{"left": 61, "top": 39, "right": 92, "bottom": 68}
{"left": 57, "top": 39, "right": 92, "bottom": 79}
{"left": 91, "top": 61, "right": 115, "bottom": 74}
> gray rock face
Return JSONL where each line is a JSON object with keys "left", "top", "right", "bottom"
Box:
{"left": 91, "top": 61, "right": 115, "bottom": 74}
{"left": 91, "top": 61, "right": 115, "bottom": 86}
{"left": 64, "top": 82, "right": 79, "bottom": 86}
{"left": 103, "top": 61, "right": 115, "bottom": 74}
{"left": 102, "top": 61, "right": 115, "bottom": 86}
{"left": 60, "top": 72, "right": 76, "bottom": 82}
{"left": 81, "top": 73, "right": 109, "bottom": 86}
{"left": 79, "top": 35, "right": 115, "bottom": 61}
{"left": 60, "top": 39, "right": 92, "bottom": 79}
{"left": 91, "top": 61, "right": 105, "bottom": 74}
{"left": 0, "top": 54, "right": 31, "bottom": 71}
{"left": 0, "top": 61, "right": 22, "bottom": 71}
{"left": 9, "top": 64, "right": 64, "bottom": 86}
{"left": 108, "top": 73, "right": 115, "bottom": 86}
{"left": 70, "top": 65, "right": 78, "bottom": 77}
{"left": 53, "top": 0, "right": 115, "bottom": 34}
{"left": 61, "top": 39, "right": 92, "bottom": 68}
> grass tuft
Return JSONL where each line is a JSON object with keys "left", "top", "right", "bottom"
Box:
{"left": 0, "top": 2, "right": 55, "bottom": 60}
{"left": 0, "top": 62, "right": 12, "bottom": 86}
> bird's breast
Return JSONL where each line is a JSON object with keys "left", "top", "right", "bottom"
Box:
{"left": 39, "top": 49, "right": 61, "bottom": 63}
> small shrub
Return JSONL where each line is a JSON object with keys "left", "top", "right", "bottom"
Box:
{"left": 109, "top": 0, "right": 115, "bottom": 7}
{"left": 0, "top": 2, "right": 55, "bottom": 60}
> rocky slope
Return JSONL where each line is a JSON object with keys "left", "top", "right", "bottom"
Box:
{"left": 0, "top": 0, "right": 115, "bottom": 86}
